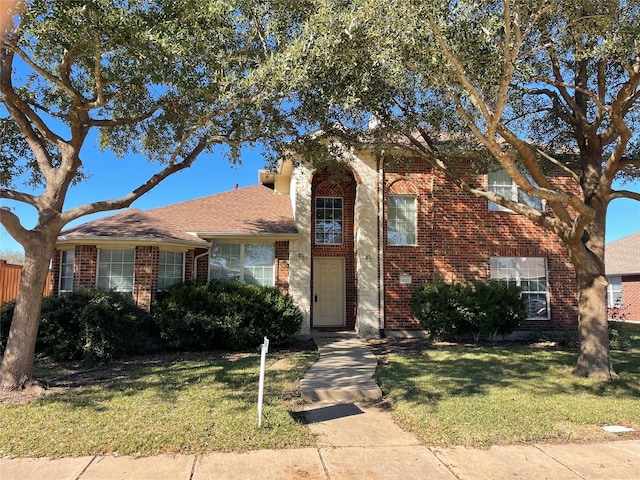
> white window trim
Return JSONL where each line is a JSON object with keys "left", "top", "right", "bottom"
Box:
{"left": 209, "top": 243, "right": 276, "bottom": 286}
{"left": 96, "top": 248, "right": 135, "bottom": 293}
{"left": 490, "top": 256, "right": 550, "bottom": 320}
{"left": 387, "top": 194, "right": 417, "bottom": 246}
{"left": 158, "top": 250, "right": 185, "bottom": 291}
{"left": 315, "top": 196, "right": 344, "bottom": 245}
{"left": 488, "top": 169, "right": 544, "bottom": 212}
{"left": 607, "top": 276, "right": 623, "bottom": 308}
{"left": 59, "top": 249, "right": 75, "bottom": 293}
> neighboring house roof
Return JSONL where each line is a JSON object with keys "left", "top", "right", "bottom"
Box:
{"left": 58, "top": 184, "right": 297, "bottom": 247}
{"left": 605, "top": 232, "right": 640, "bottom": 276}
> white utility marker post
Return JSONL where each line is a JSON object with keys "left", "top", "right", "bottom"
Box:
{"left": 257, "top": 336, "right": 269, "bottom": 428}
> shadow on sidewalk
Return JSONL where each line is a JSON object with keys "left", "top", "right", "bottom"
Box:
{"left": 300, "top": 403, "right": 365, "bottom": 424}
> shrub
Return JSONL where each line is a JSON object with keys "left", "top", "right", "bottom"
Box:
{"left": 412, "top": 279, "right": 526, "bottom": 341}
{"left": 467, "top": 281, "right": 527, "bottom": 342}
{"left": 153, "top": 281, "right": 302, "bottom": 351}
{"left": 609, "top": 321, "right": 633, "bottom": 351}
{"left": 411, "top": 279, "right": 473, "bottom": 338}
{"left": 0, "top": 289, "right": 154, "bottom": 363}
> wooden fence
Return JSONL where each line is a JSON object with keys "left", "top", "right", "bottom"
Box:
{"left": 0, "top": 260, "right": 51, "bottom": 305}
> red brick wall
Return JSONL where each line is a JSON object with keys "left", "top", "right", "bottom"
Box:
{"left": 50, "top": 249, "right": 61, "bottom": 296}
{"left": 186, "top": 248, "right": 209, "bottom": 281}
{"left": 610, "top": 275, "right": 640, "bottom": 321}
{"left": 382, "top": 159, "right": 578, "bottom": 331}
{"left": 311, "top": 169, "right": 357, "bottom": 330}
{"left": 275, "top": 241, "right": 290, "bottom": 292}
{"left": 75, "top": 245, "right": 98, "bottom": 290}
{"left": 133, "top": 246, "right": 159, "bottom": 311}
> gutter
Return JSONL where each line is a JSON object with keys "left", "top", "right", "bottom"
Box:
{"left": 378, "top": 152, "right": 385, "bottom": 336}
{"left": 193, "top": 242, "right": 212, "bottom": 281}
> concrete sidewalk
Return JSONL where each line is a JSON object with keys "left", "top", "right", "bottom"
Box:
{"left": 2, "top": 334, "right": 640, "bottom": 479}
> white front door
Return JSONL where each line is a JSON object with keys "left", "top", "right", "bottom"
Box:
{"left": 313, "top": 257, "right": 345, "bottom": 327}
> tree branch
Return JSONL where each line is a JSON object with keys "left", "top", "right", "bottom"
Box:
{"left": 0, "top": 207, "right": 30, "bottom": 247}
{"left": 535, "top": 148, "right": 580, "bottom": 182}
{"left": 609, "top": 190, "right": 640, "bottom": 202}
{"left": 59, "top": 137, "right": 217, "bottom": 224}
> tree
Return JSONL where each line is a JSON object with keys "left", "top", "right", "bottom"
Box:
{"left": 0, "top": 0, "right": 301, "bottom": 390}
{"left": 278, "top": 0, "right": 640, "bottom": 379}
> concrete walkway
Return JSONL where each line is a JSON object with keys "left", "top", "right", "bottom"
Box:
{"left": 300, "top": 332, "right": 383, "bottom": 402}
{"left": 2, "top": 334, "right": 640, "bottom": 479}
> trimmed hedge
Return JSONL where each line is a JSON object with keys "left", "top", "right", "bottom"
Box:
{"left": 0, "top": 289, "right": 154, "bottom": 364}
{"left": 153, "top": 281, "right": 302, "bottom": 351}
{"left": 412, "top": 279, "right": 527, "bottom": 341}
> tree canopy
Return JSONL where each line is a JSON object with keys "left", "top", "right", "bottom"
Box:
{"left": 0, "top": 0, "right": 307, "bottom": 389}
{"left": 277, "top": 0, "right": 640, "bottom": 378}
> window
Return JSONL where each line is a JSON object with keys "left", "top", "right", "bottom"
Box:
{"left": 388, "top": 195, "right": 417, "bottom": 245}
{"left": 490, "top": 257, "right": 550, "bottom": 319}
{"left": 488, "top": 169, "right": 542, "bottom": 212}
{"left": 210, "top": 243, "right": 274, "bottom": 286}
{"left": 607, "top": 276, "right": 623, "bottom": 308}
{"left": 59, "top": 250, "right": 75, "bottom": 292}
{"left": 158, "top": 251, "right": 184, "bottom": 291}
{"left": 97, "top": 249, "right": 135, "bottom": 292}
{"left": 315, "top": 197, "right": 343, "bottom": 244}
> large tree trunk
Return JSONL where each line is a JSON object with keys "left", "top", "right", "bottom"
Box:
{"left": 572, "top": 266, "right": 616, "bottom": 379}
{"left": 567, "top": 212, "right": 617, "bottom": 380}
{"left": 0, "top": 240, "right": 55, "bottom": 390}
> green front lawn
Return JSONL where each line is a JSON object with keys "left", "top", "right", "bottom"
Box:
{"left": 0, "top": 351, "right": 318, "bottom": 457}
{"left": 375, "top": 326, "right": 640, "bottom": 447}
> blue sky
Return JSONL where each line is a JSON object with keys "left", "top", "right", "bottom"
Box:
{"left": 1, "top": 142, "right": 639, "bottom": 254}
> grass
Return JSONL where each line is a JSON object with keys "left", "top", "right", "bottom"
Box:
{"left": 0, "top": 350, "right": 319, "bottom": 458}
{"left": 375, "top": 324, "right": 640, "bottom": 448}
{"left": 3, "top": 325, "right": 639, "bottom": 457}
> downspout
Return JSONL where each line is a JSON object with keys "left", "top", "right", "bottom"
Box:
{"left": 193, "top": 242, "right": 212, "bottom": 280}
{"left": 378, "top": 152, "right": 385, "bottom": 337}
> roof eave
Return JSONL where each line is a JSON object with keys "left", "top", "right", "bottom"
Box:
{"left": 193, "top": 231, "right": 299, "bottom": 241}
{"left": 56, "top": 235, "right": 208, "bottom": 249}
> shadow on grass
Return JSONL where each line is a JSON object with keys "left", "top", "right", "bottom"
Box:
{"left": 376, "top": 346, "right": 640, "bottom": 405}
{"left": 33, "top": 353, "right": 305, "bottom": 412}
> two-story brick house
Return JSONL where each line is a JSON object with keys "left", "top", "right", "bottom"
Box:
{"left": 51, "top": 147, "right": 578, "bottom": 337}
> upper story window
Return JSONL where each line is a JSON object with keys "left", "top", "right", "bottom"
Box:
{"left": 59, "top": 250, "right": 75, "bottom": 292}
{"left": 488, "top": 169, "right": 543, "bottom": 212}
{"left": 97, "top": 248, "right": 135, "bottom": 292}
{"left": 490, "top": 256, "right": 550, "bottom": 320}
{"left": 209, "top": 243, "right": 274, "bottom": 287}
{"left": 607, "top": 276, "right": 623, "bottom": 308}
{"left": 387, "top": 195, "right": 417, "bottom": 246}
{"left": 315, "top": 197, "right": 343, "bottom": 244}
{"left": 158, "top": 251, "right": 184, "bottom": 291}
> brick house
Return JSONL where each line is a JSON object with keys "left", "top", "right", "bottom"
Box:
{"left": 51, "top": 147, "right": 578, "bottom": 337}
{"left": 605, "top": 232, "right": 640, "bottom": 321}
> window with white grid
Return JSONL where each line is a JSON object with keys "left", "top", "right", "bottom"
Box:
{"left": 59, "top": 250, "right": 75, "bottom": 292}
{"left": 315, "top": 197, "right": 343, "bottom": 244}
{"left": 210, "top": 243, "right": 274, "bottom": 286}
{"left": 490, "top": 257, "right": 549, "bottom": 319}
{"left": 387, "top": 195, "right": 416, "bottom": 245}
{"left": 158, "top": 251, "right": 184, "bottom": 291}
{"left": 488, "top": 169, "right": 543, "bottom": 212}
{"left": 97, "top": 249, "right": 135, "bottom": 292}
{"left": 607, "top": 277, "right": 623, "bottom": 308}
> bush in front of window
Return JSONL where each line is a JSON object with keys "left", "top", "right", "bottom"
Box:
{"left": 153, "top": 281, "right": 302, "bottom": 351}
{"left": 0, "top": 289, "right": 154, "bottom": 364}
{"left": 411, "top": 279, "right": 474, "bottom": 338}
{"left": 466, "top": 281, "right": 527, "bottom": 342}
{"left": 412, "top": 279, "right": 526, "bottom": 342}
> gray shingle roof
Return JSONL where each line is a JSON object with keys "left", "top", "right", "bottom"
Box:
{"left": 59, "top": 184, "right": 297, "bottom": 246}
{"left": 605, "top": 232, "right": 640, "bottom": 276}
